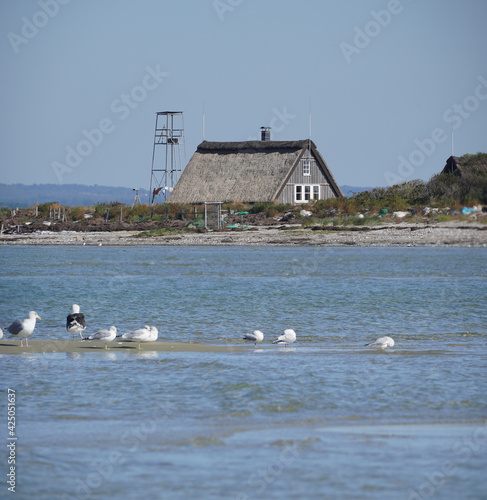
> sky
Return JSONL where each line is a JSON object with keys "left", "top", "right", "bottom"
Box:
{"left": 1, "top": 0, "right": 486, "bottom": 192}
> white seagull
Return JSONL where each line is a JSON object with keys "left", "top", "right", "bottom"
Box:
{"left": 272, "top": 329, "right": 296, "bottom": 347}
{"left": 85, "top": 326, "right": 117, "bottom": 342}
{"left": 7, "top": 311, "right": 41, "bottom": 347}
{"left": 366, "top": 336, "right": 395, "bottom": 349}
{"left": 121, "top": 326, "right": 158, "bottom": 342}
{"left": 0, "top": 327, "right": 3, "bottom": 339}
{"left": 243, "top": 330, "right": 264, "bottom": 346}
{"left": 66, "top": 304, "right": 86, "bottom": 340}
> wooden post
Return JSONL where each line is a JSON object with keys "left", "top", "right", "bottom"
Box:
{"left": 120, "top": 206, "right": 123, "bottom": 223}
{"left": 165, "top": 205, "right": 169, "bottom": 220}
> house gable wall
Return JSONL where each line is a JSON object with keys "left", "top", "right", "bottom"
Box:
{"left": 277, "top": 151, "right": 335, "bottom": 204}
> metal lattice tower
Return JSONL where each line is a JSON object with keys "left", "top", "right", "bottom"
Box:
{"left": 149, "top": 111, "right": 185, "bottom": 204}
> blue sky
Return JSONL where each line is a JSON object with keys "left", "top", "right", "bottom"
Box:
{"left": 1, "top": 0, "right": 486, "bottom": 192}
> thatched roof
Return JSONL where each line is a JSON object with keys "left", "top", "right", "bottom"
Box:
{"left": 442, "top": 154, "right": 487, "bottom": 176}
{"left": 167, "top": 139, "right": 343, "bottom": 204}
{"left": 196, "top": 140, "right": 312, "bottom": 152}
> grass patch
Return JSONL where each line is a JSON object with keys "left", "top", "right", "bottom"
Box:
{"left": 136, "top": 228, "right": 183, "bottom": 237}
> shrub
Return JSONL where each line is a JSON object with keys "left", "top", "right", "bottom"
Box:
{"left": 69, "top": 206, "right": 88, "bottom": 221}
{"left": 224, "top": 202, "right": 248, "bottom": 213}
{"left": 249, "top": 202, "right": 292, "bottom": 217}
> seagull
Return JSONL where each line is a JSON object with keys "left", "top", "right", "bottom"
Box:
{"left": 0, "top": 328, "right": 3, "bottom": 339}
{"left": 243, "top": 330, "right": 264, "bottom": 346}
{"left": 66, "top": 304, "right": 86, "bottom": 340}
{"left": 272, "top": 329, "right": 296, "bottom": 347}
{"left": 366, "top": 336, "right": 395, "bottom": 349}
{"left": 121, "top": 326, "right": 158, "bottom": 342}
{"left": 85, "top": 326, "right": 117, "bottom": 342}
{"left": 7, "top": 311, "right": 41, "bottom": 347}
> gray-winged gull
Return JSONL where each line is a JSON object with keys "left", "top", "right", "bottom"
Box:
{"left": 7, "top": 311, "right": 41, "bottom": 347}
{"left": 85, "top": 326, "right": 117, "bottom": 342}
{"left": 272, "top": 329, "right": 296, "bottom": 347}
{"left": 243, "top": 330, "right": 264, "bottom": 346}
{"left": 366, "top": 336, "right": 395, "bottom": 349}
{"left": 121, "top": 326, "right": 158, "bottom": 342}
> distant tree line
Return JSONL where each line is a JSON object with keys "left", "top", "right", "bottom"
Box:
{"left": 0, "top": 183, "right": 150, "bottom": 208}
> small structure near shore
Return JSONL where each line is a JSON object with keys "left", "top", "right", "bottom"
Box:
{"left": 442, "top": 154, "right": 487, "bottom": 176}
{"left": 167, "top": 129, "right": 343, "bottom": 205}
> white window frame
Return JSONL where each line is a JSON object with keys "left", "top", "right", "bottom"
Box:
{"left": 294, "top": 184, "right": 320, "bottom": 203}
{"left": 302, "top": 159, "right": 311, "bottom": 176}
{"left": 295, "top": 185, "right": 303, "bottom": 202}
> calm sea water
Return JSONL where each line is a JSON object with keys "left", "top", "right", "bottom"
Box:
{"left": 1, "top": 245, "right": 486, "bottom": 499}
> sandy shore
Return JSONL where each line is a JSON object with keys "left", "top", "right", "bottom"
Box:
{"left": 1, "top": 221, "right": 487, "bottom": 247}
{"left": 0, "top": 339, "right": 244, "bottom": 354}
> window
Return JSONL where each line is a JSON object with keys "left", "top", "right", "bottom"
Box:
{"left": 294, "top": 184, "right": 320, "bottom": 203}
{"left": 302, "top": 159, "right": 311, "bottom": 176}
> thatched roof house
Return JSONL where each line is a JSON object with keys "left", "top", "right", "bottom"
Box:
{"left": 167, "top": 135, "right": 343, "bottom": 205}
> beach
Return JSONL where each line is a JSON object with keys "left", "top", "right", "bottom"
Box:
{"left": 1, "top": 221, "right": 487, "bottom": 247}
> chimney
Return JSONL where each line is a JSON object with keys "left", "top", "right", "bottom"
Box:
{"left": 260, "top": 126, "right": 271, "bottom": 141}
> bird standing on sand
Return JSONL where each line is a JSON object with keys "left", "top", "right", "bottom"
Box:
{"left": 272, "top": 329, "right": 296, "bottom": 347}
{"left": 85, "top": 326, "right": 117, "bottom": 342}
{"left": 366, "top": 336, "right": 395, "bottom": 349}
{"left": 243, "top": 330, "right": 264, "bottom": 346}
{"left": 121, "top": 326, "right": 158, "bottom": 342}
{"left": 66, "top": 304, "right": 86, "bottom": 340}
{"left": 7, "top": 311, "right": 41, "bottom": 347}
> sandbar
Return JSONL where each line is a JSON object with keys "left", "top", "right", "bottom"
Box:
{"left": 0, "top": 339, "right": 245, "bottom": 354}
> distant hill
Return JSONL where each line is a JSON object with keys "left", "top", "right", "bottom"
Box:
{"left": 340, "top": 185, "right": 376, "bottom": 197}
{"left": 0, "top": 184, "right": 151, "bottom": 208}
{"left": 0, "top": 183, "right": 376, "bottom": 208}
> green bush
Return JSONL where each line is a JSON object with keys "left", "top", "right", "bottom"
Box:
{"left": 249, "top": 202, "right": 292, "bottom": 217}
{"left": 69, "top": 206, "right": 89, "bottom": 221}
